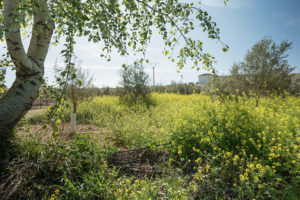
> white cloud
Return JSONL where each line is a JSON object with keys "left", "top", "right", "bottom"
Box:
{"left": 286, "top": 18, "right": 300, "bottom": 28}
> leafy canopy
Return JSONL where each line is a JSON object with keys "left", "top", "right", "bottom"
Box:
{"left": 230, "top": 37, "right": 295, "bottom": 96}
{"left": 0, "top": 0, "right": 228, "bottom": 72}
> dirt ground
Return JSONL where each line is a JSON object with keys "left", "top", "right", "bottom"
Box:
{"left": 17, "top": 123, "right": 113, "bottom": 146}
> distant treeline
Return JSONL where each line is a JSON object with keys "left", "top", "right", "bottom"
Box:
{"left": 33, "top": 76, "right": 299, "bottom": 108}
{"left": 92, "top": 83, "right": 202, "bottom": 96}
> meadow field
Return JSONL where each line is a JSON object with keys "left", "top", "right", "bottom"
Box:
{"left": 3, "top": 93, "right": 300, "bottom": 199}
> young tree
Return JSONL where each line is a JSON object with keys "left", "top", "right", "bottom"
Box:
{"left": 120, "top": 62, "right": 151, "bottom": 105}
{"left": 55, "top": 61, "right": 94, "bottom": 133}
{"left": 54, "top": 58, "right": 93, "bottom": 133}
{"left": 0, "top": 0, "right": 228, "bottom": 138}
{"left": 229, "top": 37, "right": 295, "bottom": 97}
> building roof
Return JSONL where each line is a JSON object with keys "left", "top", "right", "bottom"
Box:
{"left": 199, "top": 73, "right": 213, "bottom": 76}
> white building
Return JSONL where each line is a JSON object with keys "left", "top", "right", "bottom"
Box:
{"left": 198, "top": 73, "right": 213, "bottom": 84}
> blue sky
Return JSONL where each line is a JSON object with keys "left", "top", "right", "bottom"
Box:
{"left": 3, "top": 0, "right": 300, "bottom": 87}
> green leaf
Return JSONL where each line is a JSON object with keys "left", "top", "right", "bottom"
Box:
{"left": 222, "top": 48, "right": 228, "bottom": 52}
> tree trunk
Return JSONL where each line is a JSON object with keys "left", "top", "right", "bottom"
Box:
{"left": 0, "top": 72, "right": 44, "bottom": 136}
{"left": 70, "top": 100, "right": 77, "bottom": 134}
{"left": 0, "top": 0, "right": 54, "bottom": 138}
{"left": 74, "top": 99, "right": 78, "bottom": 113}
{"left": 70, "top": 113, "right": 76, "bottom": 134}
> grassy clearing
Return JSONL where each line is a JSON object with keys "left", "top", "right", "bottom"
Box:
{"left": 2, "top": 93, "right": 299, "bottom": 199}
{"left": 22, "top": 107, "right": 48, "bottom": 124}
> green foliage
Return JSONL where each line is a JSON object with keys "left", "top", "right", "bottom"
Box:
{"left": 1, "top": 0, "right": 227, "bottom": 75}
{"left": 0, "top": 132, "right": 191, "bottom": 200}
{"left": 201, "top": 75, "right": 232, "bottom": 96}
{"left": 150, "top": 83, "right": 201, "bottom": 94}
{"left": 55, "top": 59, "right": 94, "bottom": 113}
{"left": 0, "top": 66, "right": 6, "bottom": 96}
{"left": 289, "top": 74, "right": 300, "bottom": 95}
{"left": 229, "top": 37, "right": 295, "bottom": 96}
{"left": 81, "top": 82, "right": 202, "bottom": 97}
{"left": 0, "top": 0, "right": 3, "bottom": 41}
{"left": 46, "top": 0, "right": 226, "bottom": 70}
{"left": 0, "top": 133, "right": 109, "bottom": 199}
{"left": 0, "top": 48, "right": 13, "bottom": 97}
{"left": 59, "top": 171, "right": 190, "bottom": 200}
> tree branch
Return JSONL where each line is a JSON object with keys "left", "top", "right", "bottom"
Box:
{"left": 135, "top": 0, "right": 189, "bottom": 45}
{"left": 3, "top": 0, "right": 31, "bottom": 71}
{"left": 27, "top": 0, "right": 55, "bottom": 67}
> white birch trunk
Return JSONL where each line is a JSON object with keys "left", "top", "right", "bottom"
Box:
{"left": 0, "top": 0, "right": 54, "bottom": 138}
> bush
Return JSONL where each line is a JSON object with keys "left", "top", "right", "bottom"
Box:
{"left": 0, "top": 134, "right": 109, "bottom": 199}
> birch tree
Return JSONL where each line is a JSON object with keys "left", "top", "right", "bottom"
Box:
{"left": 0, "top": 0, "right": 228, "bottom": 139}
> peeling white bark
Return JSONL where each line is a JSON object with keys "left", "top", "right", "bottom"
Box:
{"left": 0, "top": 0, "right": 54, "bottom": 137}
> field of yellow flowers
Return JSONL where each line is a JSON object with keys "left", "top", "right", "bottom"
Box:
{"left": 13, "top": 93, "right": 299, "bottom": 199}
{"left": 70, "top": 93, "right": 300, "bottom": 199}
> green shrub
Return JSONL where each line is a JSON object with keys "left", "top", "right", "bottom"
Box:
{"left": 119, "top": 62, "right": 155, "bottom": 107}
{"left": 0, "top": 134, "right": 108, "bottom": 199}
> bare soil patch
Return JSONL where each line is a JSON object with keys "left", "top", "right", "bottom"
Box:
{"left": 16, "top": 123, "right": 112, "bottom": 146}
{"left": 108, "top": 148, "right": 169, "bottom": 177}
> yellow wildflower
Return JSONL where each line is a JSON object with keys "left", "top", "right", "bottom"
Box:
{"left": 239, "top": 174, "right": 245, "bottom": 182}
